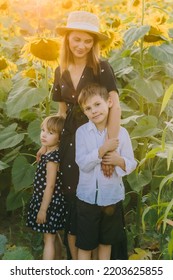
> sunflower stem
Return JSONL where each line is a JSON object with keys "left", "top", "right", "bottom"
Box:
{"left": 45, "top": 66, "right": 50, "bottom": 116}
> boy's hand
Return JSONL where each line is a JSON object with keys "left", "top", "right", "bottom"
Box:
{"left": 36, "top": 209, "right": 47, "bottom": 224}
{"left": 36, "top": 146, "right": 47, "bottom": 162}
{"left": 101, "top": 163, "right": 114, "bottom": 177}
{"left": 102, "top": 151, "right": 120, "bottom": 165}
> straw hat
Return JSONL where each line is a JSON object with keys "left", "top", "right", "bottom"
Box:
{"left": 56, "top": 11, "right": 108, "bottom": 41}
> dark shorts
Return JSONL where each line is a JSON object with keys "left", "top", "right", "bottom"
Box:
{"left": 76, "top": 198, "right": 126, "bottom": 251}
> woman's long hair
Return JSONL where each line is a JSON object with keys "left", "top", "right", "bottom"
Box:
{"left": 59, "top": 32, "right": 100, "bottom": 76}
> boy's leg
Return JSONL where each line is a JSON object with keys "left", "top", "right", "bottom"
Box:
{"left": 98, "top": 244, "right": 111, "bottom": 260}
{"left": 78, "top": 248, "right": 92, "bottom": 260}
{"left": 43, "top": 233, "right": 56, "bottom": 260}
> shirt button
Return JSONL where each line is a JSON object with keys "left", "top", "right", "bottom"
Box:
{"left": 55, "top": 88, "right": 57, "bottom": 91}
{"left": 72, "top": 95, "right": 75, "bottom": 98}
{"left": 101, "top": 69, "right": 104, "bottom": 72}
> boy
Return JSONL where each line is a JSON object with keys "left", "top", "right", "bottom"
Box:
{"left": 75, "top": 83, "right": 137, "bottom": 260}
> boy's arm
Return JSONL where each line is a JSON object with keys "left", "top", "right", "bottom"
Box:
{"left": 36, "top": 161, "right": 58, "bottom": 224}
{"left": 75, "top": 128, "right": 102, "bottom": 172}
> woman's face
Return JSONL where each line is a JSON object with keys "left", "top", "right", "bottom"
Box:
{"left": 68, "top": 31, "right": 94, "bottom": 59}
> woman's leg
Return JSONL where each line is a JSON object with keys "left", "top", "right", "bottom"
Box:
{"left": 55, "top": 232, "right": 63, "bottom": 260}
{"left": 43, "top": 233, "right": 56, "bottom": 260}
{"left": 98, "top": 244, "right": 111, "bottom": 260}
{"left": 67, "top": 233, "right": 78, "bottom": 260}
{"left": 78, "top": 248, "right": 92, "bottom": 260}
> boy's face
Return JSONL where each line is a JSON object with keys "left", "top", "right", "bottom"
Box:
{"left": 82, "top": 94, "right": 112, "bottom": 130}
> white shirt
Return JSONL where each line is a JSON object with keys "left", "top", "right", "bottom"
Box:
{"left": 75, "top": 121, "right": 137, "bottom": 206}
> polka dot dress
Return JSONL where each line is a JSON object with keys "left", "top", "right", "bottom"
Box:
{"left": 26, "top": 150, "right": 66, "bottom": 234}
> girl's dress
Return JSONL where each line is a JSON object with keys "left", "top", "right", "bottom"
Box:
{"left": 26, "top": 150, "right": 66, "bottom": 234}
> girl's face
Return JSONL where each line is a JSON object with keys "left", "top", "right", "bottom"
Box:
{"left": 40, "top": 123, "right": 59, "bottom": 151}
{"left": 68, "top": 31, "right": 94, "bottom": 59}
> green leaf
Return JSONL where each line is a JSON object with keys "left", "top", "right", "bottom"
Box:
{"left": 127, "top": 170, "right": 152, "bottom": 193}
{"left": 12, "top": 156, "right": 36, "bottom": 191}
{"left": 130, "top": 116, "right": 160, "bottom": 138}
{"left": 0, "top": 161, "right": 9, "bottom": 170}
{"left": 149, "top": 44, "right": 173, "bottom": 64}
{"left": 0, "top": 234, "right": 8, "bottom": 255}
{"left": 6, "top": 188, "right": 31, "bottom": 211}
{"left": 124, "top": 25, "right": 150, "bottom": 46}
{"left": 0, "top": 79, "right": 12, "bottom": 101}
{"left": 0, "top": 124, "right": 24, "bottom": 150}
{"left": 132, "top": 78, "right": 163, "bottom": 103}
{"left": 160, "top": 84, "right": 173, "bottom": 115}
{"left": 2, "top": 246, "right": 34, "bottom": 260}
{"left": 27, "top": 119, "right": 41, "bottom": 145}
{"left": 6, "top": 79, "right": 49, "bottom": 117}
{"left": 163, "top": 199, "right": 173, "bottom": 233}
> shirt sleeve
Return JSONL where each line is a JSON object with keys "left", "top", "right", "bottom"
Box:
{"left": 75, "top": 126, "right": 102, "bottom": 172}
{"left": 99, "top": 60, "right": 119, "bottom": 94}
{"left": 115, "top": 127, "right": 137, "bottom": 176}
{"left": 52, "top": 67, "right": 63, "bottom": 102}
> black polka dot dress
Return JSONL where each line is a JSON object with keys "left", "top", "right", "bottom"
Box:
{"left": 26, "top": 150, "right": 66, "bottom": 234}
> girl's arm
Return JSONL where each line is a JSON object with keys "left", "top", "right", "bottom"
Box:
{"left": 36, "top": 161, "right": 58, "bottom": 224}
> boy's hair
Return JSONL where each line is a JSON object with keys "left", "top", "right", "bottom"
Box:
{"left": 41, "top": 115, "right": 65, "bottom": 135}
{"left": 78, "top": 83, "right": 109, "bottom": 109}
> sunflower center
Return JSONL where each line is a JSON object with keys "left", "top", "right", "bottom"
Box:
{"left": 30, "top": 39, "right": 59, "bottom": 61}
{"left": 0, "top": 58, "right": 8, "bottom": 70}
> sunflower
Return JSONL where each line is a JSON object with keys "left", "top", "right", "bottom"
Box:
{"left": 0, "top": 56, "right": 17, "bottom": 78}
{"left": 143, "top": 11, "right": 173, "bottom": 46}
{"left": 100, "top": 29, "right": 124, "bottom": 57}
{"left": 21, "top": 37, "right": 60, "bottom": 68}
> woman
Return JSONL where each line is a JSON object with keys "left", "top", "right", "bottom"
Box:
{"left": 39, "top": 10, "right": 121, "bottom": 259}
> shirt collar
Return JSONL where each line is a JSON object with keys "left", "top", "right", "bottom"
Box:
{"left": 87, "top": 120, "right": 107, "bottom": 135}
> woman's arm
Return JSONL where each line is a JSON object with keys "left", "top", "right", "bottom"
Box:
{"left": 57, "top": 101, "right": 67, "bottom": 118}
{"left": 101, "top": 90, "right": 121, "bottom": 177}
{"left": 36, "top": 161, "right": 58, "bottom": 224}
{"left": 107, "top": 90, "right": 121, "bottom": 139}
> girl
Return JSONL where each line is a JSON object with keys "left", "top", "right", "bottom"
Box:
{"left": 27, "top": 115, "right": 66, "bottom": 260}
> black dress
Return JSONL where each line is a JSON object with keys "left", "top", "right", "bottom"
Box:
{"left": 52, "top": 60, "right": 118, "bottom": 199}
{"left": 26, "top": 150, "right": 66, "bottom": 234}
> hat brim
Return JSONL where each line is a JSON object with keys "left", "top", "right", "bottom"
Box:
{"left": 56, "top": 27, "right": 108, "bottom": 41}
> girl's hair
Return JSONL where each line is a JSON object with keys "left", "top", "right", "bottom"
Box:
{"left": 78, "top": 83, "right": 109, "bottom": 109}
{"left": 41, "top": 115, "right": 65, "bottom": 135}
{"left": 59, "top": 32, "right": 100, "bottom": 76}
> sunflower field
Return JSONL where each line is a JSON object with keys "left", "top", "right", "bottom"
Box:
{"left": 0, "top": 0, "right": 173, "bottom": 260}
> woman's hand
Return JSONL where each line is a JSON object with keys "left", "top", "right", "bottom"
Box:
{"left": 36, "top": 146, "right": 47, "bottom": 162}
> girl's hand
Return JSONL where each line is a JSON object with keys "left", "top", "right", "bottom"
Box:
{"left": 36, "top": 209, "right": 47, "bottom": 224}
{"left": 101, "top": 163, "right": 115, "bottom": 177}
{"left": 36, "top": 146, "right": 47, "bottom": 162}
